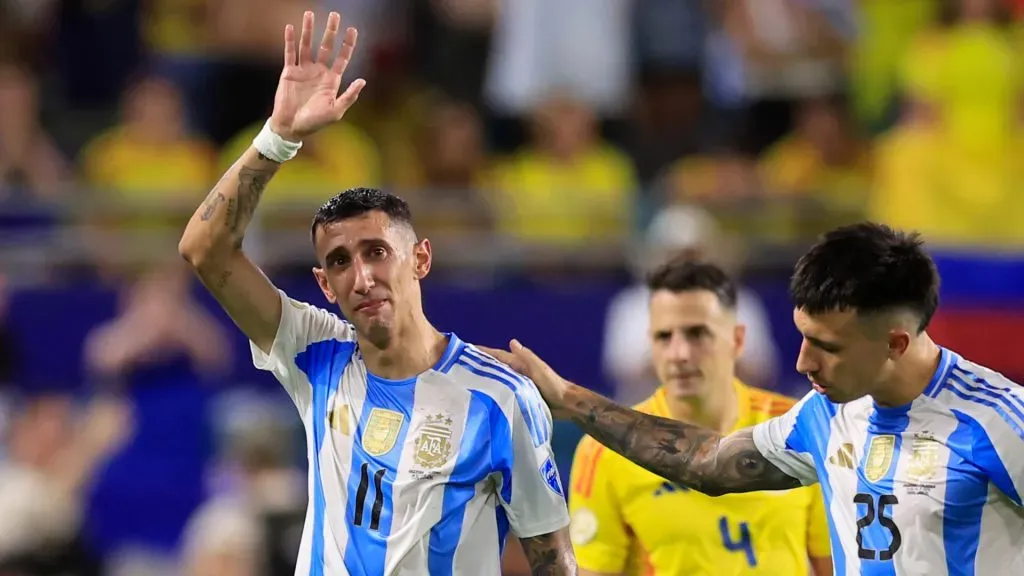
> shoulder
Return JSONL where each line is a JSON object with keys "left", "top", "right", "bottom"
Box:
{"left": 450, "top": 343, "right": 552, "bottom": 444}
{"left": 934, "top": 357, "right": 1024, "bottom": 439}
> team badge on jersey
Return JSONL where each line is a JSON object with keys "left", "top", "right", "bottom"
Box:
{"left": 363, "top": 408, "right": 405, "bottom": 456}
{"left": 541, "top": 456, "right": 564, "bottom": 496}
{"left": 864, "top": 434, "right": 896, "bottom": 483}
{"left": 414, "top": 413, "right": 454, "bottom": 469}
{"left": 906, "top": 435, "right": 941, "bottom": 483}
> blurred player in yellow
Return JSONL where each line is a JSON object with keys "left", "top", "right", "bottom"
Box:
{"left": 568, "top": 259, "right": 832, "bottom": 576}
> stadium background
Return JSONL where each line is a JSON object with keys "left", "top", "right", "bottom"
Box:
{"left": 1, "top": 0, "right": 1024, "bottom": 574}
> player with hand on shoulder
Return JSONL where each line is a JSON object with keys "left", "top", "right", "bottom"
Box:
{"left": 488, "top": 223, "right": 1024, "bottom": 575}
{"left": 569, "top": 259, "right": 831, "bottom": 576}
{"left": 178, "top": 11, "right": 575, "bottom": 575}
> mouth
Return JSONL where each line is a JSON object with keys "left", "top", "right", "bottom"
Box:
{"left": 810, "top": 379, "right": 828, "bottom": 394}
{"left": 354, "top": 299, "right": 387, "bottom": 314}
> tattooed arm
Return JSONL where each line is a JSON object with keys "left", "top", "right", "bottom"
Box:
{"left": 519, "top": 529, "right": 578, "bottom": 576}
{"left": 178, "top": 147, "right": 284, "bottom": 353}
{"left": 561, "top": 384, "right": 799, "bottom": 496}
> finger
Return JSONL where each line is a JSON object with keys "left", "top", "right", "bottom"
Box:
{"left": 283, "top": 24, "right": 296, "bottom": 67}
{"left": 333, "top": 78, "right": 366, "bottom": 115}
{"left": 317, "top": 11, "right": 341, "bottom": 65}
{"left": 331, "top": 27, "right": 359, "bottom": 76}
{"left": 298, "top": 11, "right": 314, "bottom": 64}
{"left": 477, "top": 345, "right": 524, "bottom": 371}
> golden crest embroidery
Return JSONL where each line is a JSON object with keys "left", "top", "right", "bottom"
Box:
{"left": 329, "top": 404, "right": 351, "bottom": 436}
{"left": 414, "top": 413, "right": 454, "bottom": 470}
{"left": 362, "top": 408, "right": 405, "bottom": 456}
{"left": 864, "top": 435, "right": 896, "bottom": 483}
{"left": 906, "top": 436, "right": 941, "bottom": 483}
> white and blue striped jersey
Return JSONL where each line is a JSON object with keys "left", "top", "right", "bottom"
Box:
{"left": 251, "top": 291, "right": 571, "bottom": 576}
{"left": 753, "top": 347, "right": 1024, "bottom": 575}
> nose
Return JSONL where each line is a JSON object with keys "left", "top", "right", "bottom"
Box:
{"left": 667, "top": 333, "right": 692, "bottom": 363}
{"left": 795, "top": 340, "right": 818, "bottom": 375}
{"left": 352, "top": 259, "right": 375, "bottom": 294}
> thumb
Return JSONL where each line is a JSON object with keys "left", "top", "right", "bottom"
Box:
{"left": 334, "top": 78, "right": 366, "bottom": 114}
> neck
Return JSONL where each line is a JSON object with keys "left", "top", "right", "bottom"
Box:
{"left": 359, "top": 312, "right": 447, "bottom": 381}
{"left": 872, "top": 334, "right": 942, "bottom": 407}
{"left": 664, "top": 381, "right": 738, "bottom": 434}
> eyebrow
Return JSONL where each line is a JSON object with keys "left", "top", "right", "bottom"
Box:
{"left": 806, "top": 335, "right": 842, "bottom": 351}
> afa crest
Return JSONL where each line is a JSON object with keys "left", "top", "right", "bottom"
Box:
{"left": 906, "top": 436, "right": 941, "bottom": 483}
{"left": 362, "top": 408, "right": 405, "bottom": 456}
{"left": 864, "top": 435, "right": 896, "bottom": 483}
{"left": 414, "top": 413, "right": 454, "bottom": 470}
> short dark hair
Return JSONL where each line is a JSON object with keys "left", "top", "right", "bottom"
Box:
{"left": 646, "top": 257, "right": 738, "bottom": 310}
{"left": 789, "top": 222, "right": 939, "bottom": 331}
{"left": 311, "top": 187, "right": 414, "bottom": 241}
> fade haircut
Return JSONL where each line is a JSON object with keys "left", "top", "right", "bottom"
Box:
{"left": 310, "top": 187, "right": 415, "bottom": 242}
{"left": 646, "top": 257, "right": 738, "bottom": 310}
{"left": 789, "top": 222, "right": 939, "bottom": 332}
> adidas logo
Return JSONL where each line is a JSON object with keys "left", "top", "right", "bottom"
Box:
{"left": 829, "top": 442, "right": 856, "bottom": 469}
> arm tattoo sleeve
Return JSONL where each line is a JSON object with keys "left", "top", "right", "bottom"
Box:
{"left": 519, "top": 531, "right": 578, "bottom": 576}
{"left": 564, "top": 385, "right": 800, "bottom": 495}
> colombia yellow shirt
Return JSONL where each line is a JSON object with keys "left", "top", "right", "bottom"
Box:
{"left": 568, "top": 381, "right": 831, "bottom": 575}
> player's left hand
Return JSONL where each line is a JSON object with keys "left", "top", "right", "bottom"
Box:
{"left": 480, "top": 340, "right": 572, "bottom": 416}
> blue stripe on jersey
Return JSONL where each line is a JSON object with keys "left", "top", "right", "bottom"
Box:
{"left": 466, "top": 347, "right": 551, "bottom": 444}
{"left": 428, "top": 391, "right": 502, "bottom": 575}
{"left": 924, "top": 348, "right": 955, "bottom": 398}
{"left": 294, "top": 340, "right": 356, "bottom": 576}
{"left": 945, "top": 374, "right": 1024, "bottom": 505}
{"left": 436, "top": 334, "right": 466, "bottom": 374}
{"left": 788, "top": 395, "right": 847, "bottom": 574}
{"left": 942, "top": 415, "right": 988, "bottom": 576}
{"left": 455, "top": 350, "right": 549, "bottom": 447}
{"left": 496, "top": 507, "right": 511, "bottom": 556}
{"left": 343, "top": 374, "right": 417, "bottom": 575}
{"left": 948, "top": 370, "right": 1024, "bottom": 435}
{"left": 856, "top": 403, "right": 911, "bottom": 576}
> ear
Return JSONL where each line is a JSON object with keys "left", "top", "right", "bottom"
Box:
{"left": 733, "top": 323, "right": 747, "bottom": 360}
{"left": 413, "top": 238, "right": 432, "bottom": 280}
{"left": 886, "top": 329, "right": 912, "bottom": 360}
{"left": 311, "top": 267, "right": 337, "bottom": 304}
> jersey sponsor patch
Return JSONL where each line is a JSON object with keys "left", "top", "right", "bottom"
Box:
{"left": 541, "top": 456, "right": 564, "bottom": 497}
{"left": 569, "top": 507, "right": 598, "bottom": 546}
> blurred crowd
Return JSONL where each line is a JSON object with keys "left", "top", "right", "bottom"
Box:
{"left": 0, "top": 0, "right": 1022, "bottom": 574}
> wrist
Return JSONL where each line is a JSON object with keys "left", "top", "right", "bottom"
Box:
{"left": 254, "top": 119, "right": 303, "bottom": 163}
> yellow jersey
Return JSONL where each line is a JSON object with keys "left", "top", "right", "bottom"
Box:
{"left": 568, "top": 381, "right": 831, "bottom": 575}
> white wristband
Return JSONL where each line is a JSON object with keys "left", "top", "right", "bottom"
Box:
{"left": 252, "top": 119, "right": 303, "bottom": 163}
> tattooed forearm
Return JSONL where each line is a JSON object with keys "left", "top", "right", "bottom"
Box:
{"left": 233, "top": 166, "right": 272, "bottom": 234}
{"left": 563, "top": 384, "right": 799, "bottom": 495}
{"left": 519, "top": 530, "right": 577, "bottom": 576}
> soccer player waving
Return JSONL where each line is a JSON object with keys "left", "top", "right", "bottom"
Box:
{"left": 179, "top": 11, "right": 575, "bottom": 576}
{"left": 490, "top": 223, "right": 1024, "bottom": 575}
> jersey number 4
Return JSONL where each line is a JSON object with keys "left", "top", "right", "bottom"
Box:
{"left": 854, "top": 493, "right": 902, "bottom": 561}
{"left": 354, "top": 463, "right": 387, "bottom": 531}
{"left": 719, "top": 516, "right": 757, "bottom": 567}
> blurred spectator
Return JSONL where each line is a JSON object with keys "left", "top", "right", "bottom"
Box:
{"left": 413, "top": 0, "right": 497, "bottom": 108}
{"left": 758, "top": 93, "right": 871, "bottom": 237}
{"left": 602, "top": 205, "right": 779, "bottom": 403}
{"left": 181, "top": 414, "right": 303, "bottom": 576}
{"left": 492, "top": 94, "right": 637, "bottom": 247}
{"left": 0, "top": 394, "right": 132, "bottom": 567}
{"left": 78, "top": 75, "right": 216, "bottom": 277}
{"left": 870, "top": 0, "right": 1024, "bottom": 249}
{"left": 141, "top": 0, "right": 212, "bottom": 131}
{"left": 0, "top": 0, "right": 59, "bottom": 67}
{"left": 0, "top": 61, "right": 70, "bottom": 200}
{"left": 83, "top": 263, "right": 232, "bottom": 381}
{"left": 717, "top": 0, "right": 854, "bottom": 153}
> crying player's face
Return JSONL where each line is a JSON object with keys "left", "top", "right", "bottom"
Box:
{"left": 312, "top": 210, "right": 432, "bottom": 346}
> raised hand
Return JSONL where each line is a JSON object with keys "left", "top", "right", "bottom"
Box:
{"left": 269, "top": 11, "right": 366, "bottom": 142}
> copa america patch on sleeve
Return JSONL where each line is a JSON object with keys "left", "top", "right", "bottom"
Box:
{"left": 541, "top": 456, "right": 564, "bottom": 497}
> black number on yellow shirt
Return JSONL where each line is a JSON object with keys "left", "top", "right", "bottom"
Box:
{"left": 854, "top": 493, "right": 902, "bottom": 560}
{"left": 354, "top": 463, "right": 386, "bottom": 531}
{"left": 719, "top": 516, "right": 757, "bottom": 567}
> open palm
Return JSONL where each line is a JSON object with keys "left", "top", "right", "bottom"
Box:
{"left": 270, "top": 11, "right": 366, "bottom": 142}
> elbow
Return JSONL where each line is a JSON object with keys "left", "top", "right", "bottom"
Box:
{"left": 177, "top": 234, "right": 206, "bottom": 269}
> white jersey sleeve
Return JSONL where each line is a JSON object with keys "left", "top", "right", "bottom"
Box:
{"left": 499, "top": 379, "right": 571, "bottom": 538}
{"left": 751, "top": 390, "right": 821, "bottom": 486}
{"left": 250, "top": 290, "right": 355, "bottom": 413}
{"left": 955, "top": 373, "right": 1024, "bottom": 506}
